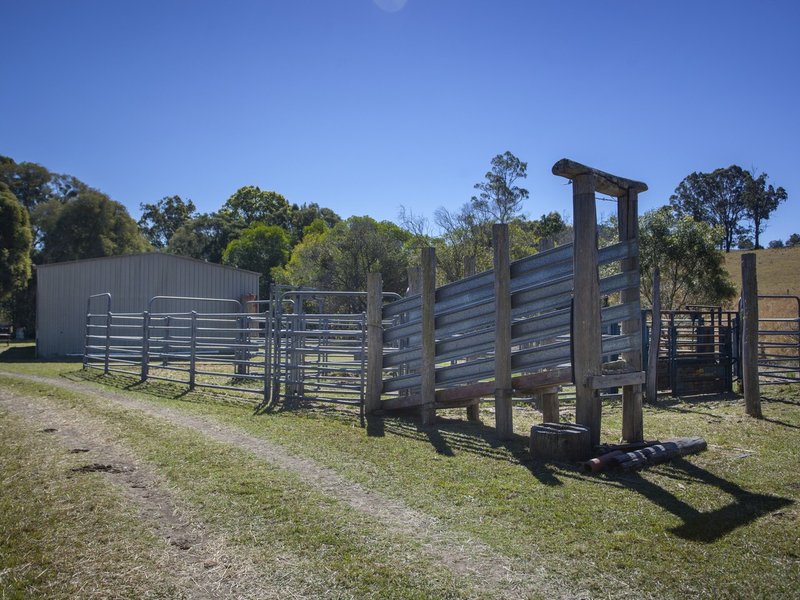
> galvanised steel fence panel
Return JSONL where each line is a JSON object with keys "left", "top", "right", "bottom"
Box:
{"left": 104, "top": 312, "right": 147, "bottom": 376}
{"left": 380, "top": 238, "right": 643, "bottom": 397}
{"left": 84, "top": 293, "right": 112, "bottom": 372}
{"left": 268, "top": 287, "right": 400, "bottom": 418}
{"left": 756, "top": 295, "right": 800, "bottom": 385}
{"left": 84, "top": 294, "right": 270, "bottom": 401}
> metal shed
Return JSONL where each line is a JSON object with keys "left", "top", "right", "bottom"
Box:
{"left": 36, "top": 253, "right": 260, "bottom": 356}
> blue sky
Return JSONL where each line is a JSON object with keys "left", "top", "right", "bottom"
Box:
{"left": 2, "top": 0, "right": 799, "bottom": 243}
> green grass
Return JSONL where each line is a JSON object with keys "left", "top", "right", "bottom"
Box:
{"left": 1, "top": 356, "right": 799, "bottom": 598}
{"left": 0, "top": 376, "right": 498, "bottom": 599}
{"left": 0, "top": 405, "right": 181, "bottom": 599}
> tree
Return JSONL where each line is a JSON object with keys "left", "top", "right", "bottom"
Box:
{"left": 0, "top": 183, "right": 32, "bottom": 300}
{"left": 0, "top": 156, "right": 53, "bottom": 212}
{"left": 276, "top": 216, "right": 412, "bottom": 297}
{"left": 35, "top": 190, "right": 150, "bottom": 262}
{"left": 288, "top": 202, "right": 340, "bottom": 244}
{"left": 786, "top": 233, "right": 800, "bottom": 248}
{"left": 670, "top": 165, "right": 749, "bottom": 252}
{"left": 138, "top": 195, "right": 197, "bottom": 248}
{"left": 433, "top": 202, "right": 493, "bottom": 280}
{"left": 528, "top": 211, "right": 568, "bottom": 247}
{"left": 768, "top": 239, "right": 785, "bottom": 249}
{"left": 168, "top": 212, "right": 244, "bottom": 263}
{"left": 736, "top": 235, "right": 755, "bottom": 250}
{"left": 425, "top": 152, "right": 533, "bottom": 283}
{"left": 49, "top": 173, "right": 89, "bottom": 202}
{"left": 222, "top": 224, "right": 290, "bottom": 298}
{"left": 742, "top": 172, "right": 787, "bottom": 249}
{"left": 639, "top": 206, "right": 736, "bottom": 310}
{"left": 221, "top": 186, "right": 291, "bottom": 229}
{"left": 470, "top": 151, "right": 529, "bottom": 223}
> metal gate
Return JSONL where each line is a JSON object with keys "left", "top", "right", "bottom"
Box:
{"left": 85, "top": 294, "right": 270, "bottom": 400}
{"left": 755, "top": 295, "right": 800, "bottom": 385}
{"left": 267, "top": 287, "right": 400, "bottom": 417}
{"left": 643, "top": 306, "right": 737, "bottom": 396}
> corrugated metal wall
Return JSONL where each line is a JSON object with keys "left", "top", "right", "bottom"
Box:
{"left": 36, "top": 253, "right": 260, "bottom": 356}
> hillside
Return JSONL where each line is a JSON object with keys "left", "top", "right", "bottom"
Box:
{"left": 724, "top": 246, "right": 800, "bottom": 300}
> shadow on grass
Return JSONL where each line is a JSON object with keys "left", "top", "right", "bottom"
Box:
{"left": 652, "top": 393, "right": 741, "bottom": 421}
{"left": 655, "top": 391, "right": 742, "bottom": 406}
{"left": 761, "top": 416, "right": 800, "bottom": 430}
{"left": 611, "top": 458, "right": 794, "bottom": 543}
{"left": 762, "top": 393, "right": 800, "bottom": 406}
{"left": 378, "top": 412, "right": 795, "bottom": 541}
{"left": 0, "top": 344, "right": 37, "bottom": 362}
{"left": 377, "top": 414, "right": 566, "bottom": 486}
{"left": 66, "top": 368, "right": 794, "bottom": 542}
{"left": 0, "top": 343, "right": 85, "bottom": 364}
{"left": 69, "top": 369, "right": 257, "bottom": 409}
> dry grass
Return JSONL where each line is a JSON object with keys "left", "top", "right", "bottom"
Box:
{"left": 724, "top": 246, "right": 800, "bottom": 300}
{"left": 722, "top": 249, "right": 800, "bottom": 381}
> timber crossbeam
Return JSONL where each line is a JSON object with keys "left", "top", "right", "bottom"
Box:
{"left": 381, "top": 367, "right": 573, "bottom": 411}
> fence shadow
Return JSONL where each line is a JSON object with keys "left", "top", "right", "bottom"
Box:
{"left": 0, "top": 344, "right": 37, "bottom": 362}
{"left": 605, "top": 458, "right": 793, "bottom": 543}
{"left": 377, "top": 413, "right": 566, "bottom": 486}
{"left": 65, "top": 367, "right": 793, "bottom": 542}
{"left": 69, "top": 369, "right": 258, "bottom": 409}
{"left": 376, "top": 412, "right": 793, "bottom": 541}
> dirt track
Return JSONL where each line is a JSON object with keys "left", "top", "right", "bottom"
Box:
{"left": 0, "top": 371, "right": 643, "bottom": 599}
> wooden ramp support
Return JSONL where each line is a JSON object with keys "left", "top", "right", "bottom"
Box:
{"left": 381, "top": 367, "right": 575, "bottom": 412}
{"left": 552, "top": 159, "right": 647, "bottom": 445}
{"left": 376, "top": 158, "right": 647, "bottom": 446}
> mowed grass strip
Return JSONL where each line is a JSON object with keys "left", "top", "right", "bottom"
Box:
{"left": 60, "top": 367, "right": 800, "bottom": 599}
{"left": 0, "top": 407, "right": 182, "bottom": 599}
{"left": 0, "top": 377, "right": 494, "bottom": 600}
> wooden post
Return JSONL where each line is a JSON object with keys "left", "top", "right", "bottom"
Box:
{"left": 407, "top": 266, "right": 421, "bottom": 295}
{"left": 463, "top": 255, "right": 476, "bottom": 279}
{"left": 366, "top": 273, "right": 383, "bottom": 414}
{"left": 493, "top": 224, "right": 513, "bottom": 440}
{"left": 618, "top": 189, "right": 644, "bottom": 442}
{"left": 646, "top": 268, "right": 661, "bottom": 404}
{"left": 463, "top": 255, "right": 481, "bottom": 422}
{"left": 541, "top": 386, "right": 560, "bottom": 423}
{"left": 741, "top": 253, "right": 763, "bottom": 418}
{"left": 572, "top": 173, "right": 603, "bottom": 447}
{"left": 420, "top": 248, "right": 437, "bottom": 425}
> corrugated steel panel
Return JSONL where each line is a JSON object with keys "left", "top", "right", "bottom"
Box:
{"left": 36, "top": 253, "right": 260, "bottom": 356}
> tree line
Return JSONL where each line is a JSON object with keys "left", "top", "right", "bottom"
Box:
{"left": 0, "top": 152, "right": 791, "bottom": 335}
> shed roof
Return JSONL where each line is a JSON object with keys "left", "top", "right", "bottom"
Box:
{"left": 35, "top": 252, "right": 261, "bottom": 277}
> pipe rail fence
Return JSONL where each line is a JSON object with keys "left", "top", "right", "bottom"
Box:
{"left": 85, "top": 294, "right": 272, "bottom": 401}
{"left": 640, "top": 296, "right": 800, "bottom": 395}
{"left": 755, "top": 295, "right": 800, "bottom": 385}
